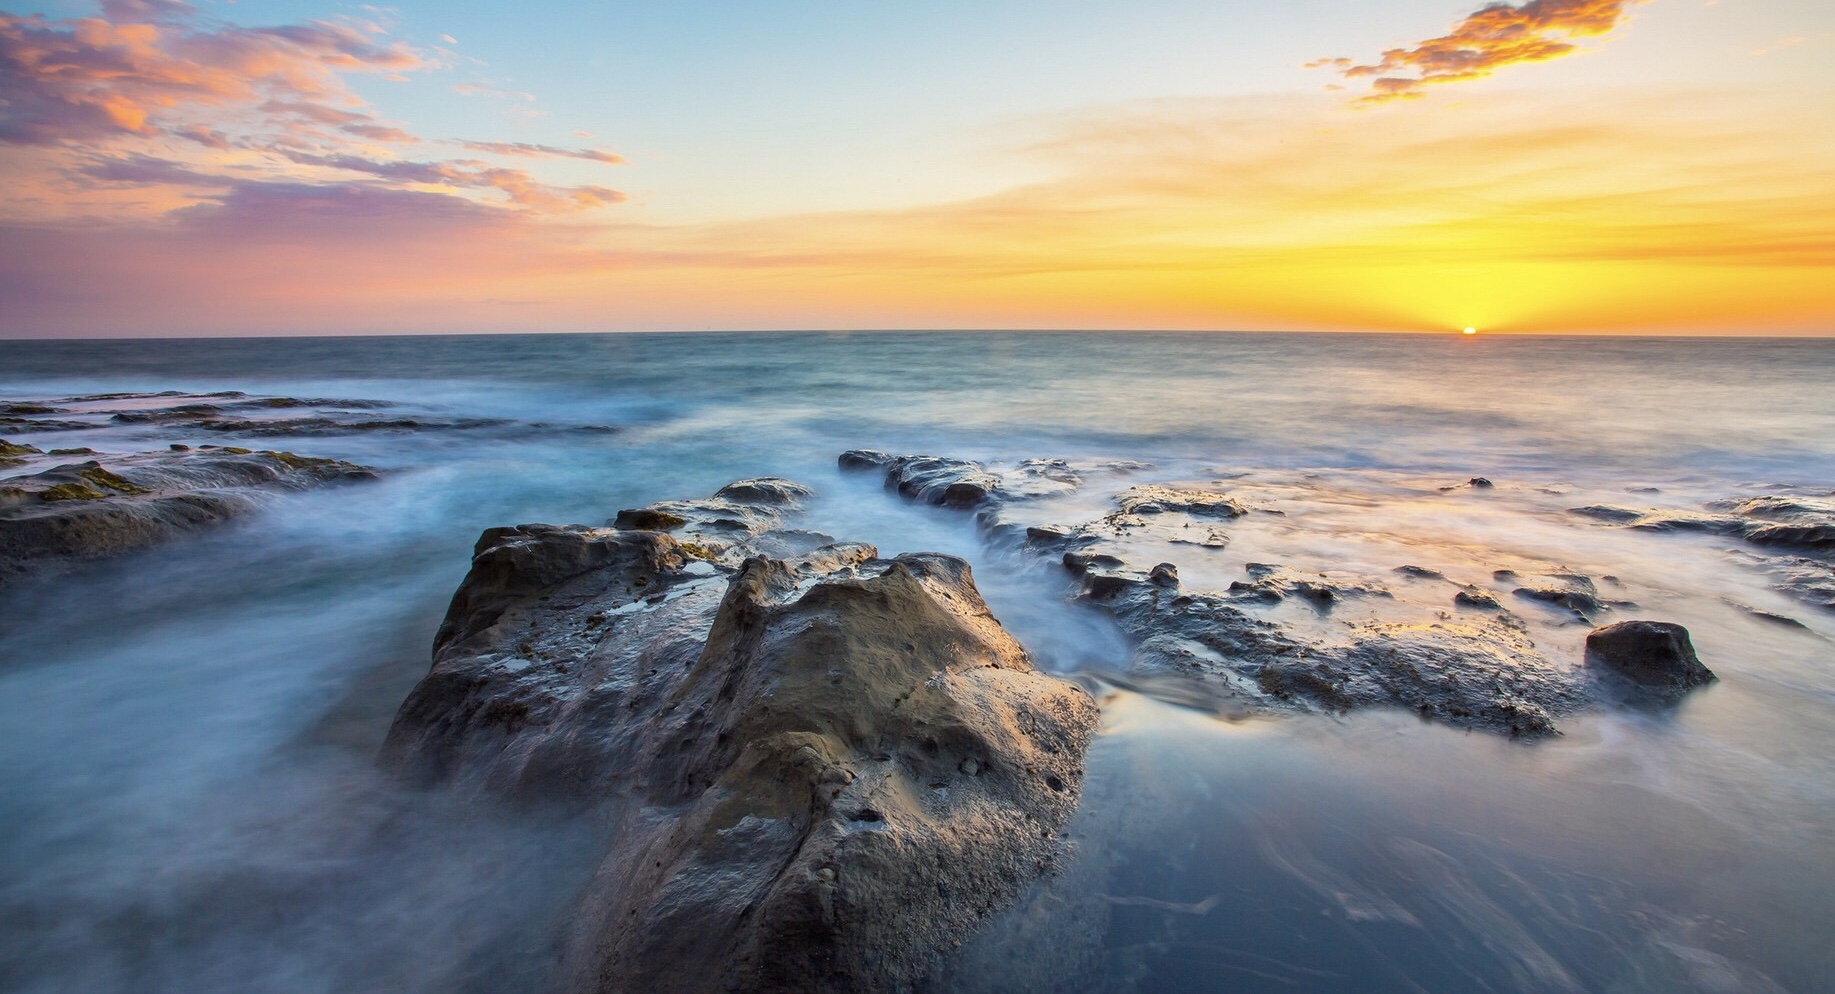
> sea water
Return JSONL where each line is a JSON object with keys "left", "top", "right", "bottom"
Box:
{"left": 1, "top": 331, "right": 1831, "bottom": 992}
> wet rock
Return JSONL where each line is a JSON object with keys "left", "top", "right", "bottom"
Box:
{"left": 1112, "top": 485, "right": 1248, "bottom": 519}
{"left": 1513, "top": 585, "right": 1606, "bottom": 618}
{"left": 383, "top": 486, "right": 1097, "bottom": 994}
{"left": 1393, "top": 564, "right": 1446, "bottom": 580}
{"left": 1068, "top": 559, "right": 1581, "bottom": 737}
{"left": 612, "top": 478, "right": 823, "bottom": 561}
{"left": 0, "top": 439, "right": 41, "bottom": 457}
{"left": 0, "top": 449, "right": 376, "bottom": 584}
{"left": 837, "top": 449, "right": 896, "bottom": 471}
{"left": 886, "top": 456, "right": 1002, "bottom": 508}
{"left": 713, "top": 478, "right": 814, "bottom": 506}
{"left": 1454, "top": 588, "right": 1501, "bottom": 610}
{"left": 1568, "top": 505, "right": 1646, "bottom": 523}
{"left": 1584, "top": 621, "right": 1715, "bottom": 692}
{"left": 1148, "top": 563, "right": 1180, "bottom": 587}
{"left": 1227, "top": 563, "right": 1392, "bottom": 608}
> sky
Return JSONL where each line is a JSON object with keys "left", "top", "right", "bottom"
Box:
{"left": 0, "top": 0, "right": 1830, "bottom": 337}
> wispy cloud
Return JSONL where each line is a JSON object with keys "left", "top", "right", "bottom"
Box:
{"left": 0, "top": 3, "right": 625, "bottom": 217}
{"left": 1314, "top": 0, "right": 1648, "bottom": 102}
{"left": 454, "top": 140, "right": 625, "bottom": 164}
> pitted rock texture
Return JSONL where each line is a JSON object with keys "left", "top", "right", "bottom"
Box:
{"left": 383, "top": 479, "right": 1098, "bottom": 994}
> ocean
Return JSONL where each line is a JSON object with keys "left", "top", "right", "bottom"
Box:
{"left": 2, "top": 330, "right": 1832, "bottom": 992}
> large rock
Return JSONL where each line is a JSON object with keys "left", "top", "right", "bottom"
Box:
{"left": 382, "top": 480, "right": 1098, "bottom": 993}
{"left": 1584, "top": 621, "right": 1716, "bottom": 692}
{"left": 0, "top": 447, "right": 375, "bottom": 583}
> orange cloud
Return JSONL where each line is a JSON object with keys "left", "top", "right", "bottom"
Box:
{"left": 0, "top": 8, "right": 417, "bottom": 145}
{"left": 0, "top": 5, "right": 628, "bottom": 218}
{"left": 1320, "top": 0, "right": 1648, "bottom": 102}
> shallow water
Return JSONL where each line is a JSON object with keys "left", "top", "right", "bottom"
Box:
{"left": 2, "top": 331, "right": 1832, "bottom": 992}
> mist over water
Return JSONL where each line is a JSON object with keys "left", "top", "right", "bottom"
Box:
{"left": 2, "top": 331, "right": 1832, "bottom": 992}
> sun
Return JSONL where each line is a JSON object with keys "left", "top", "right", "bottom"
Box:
{"left": 1462, "top": 327, "right": 1478, "bottom": 335}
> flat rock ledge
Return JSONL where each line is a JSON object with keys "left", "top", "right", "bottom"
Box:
{"left": 846, "top": 450, "right": 1719, "bottom": 738}
{"left": 382, "top": 479, "right": 1098, "bottom": 994}
{"left": 0, "top": 444, "right": 376, "bottom": 584}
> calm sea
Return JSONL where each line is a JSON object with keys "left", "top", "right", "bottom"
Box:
{"left": 2, "top": 331, "right": 1832, "bottom": 993}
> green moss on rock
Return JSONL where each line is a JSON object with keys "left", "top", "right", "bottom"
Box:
{"left": 77, "top": 466, "right": 149, "bottom": 495}
{"left": 41, "top": 483, "right": 109, "bottom": 501}
{"left": 0, "top": 439, "right": 42, "bottom": 456}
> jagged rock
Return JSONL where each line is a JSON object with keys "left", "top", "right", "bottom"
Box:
{"left": 1585, "top": 621, "right": 1716, "bottom": 692}
{"left": 0, "top": 448, "right": 376, "bottom": 583}
{"left": 383, "top": 481, "right": 1098, "bottom": 994}
{"left": 1394, "top": 564, "right": 1446, "bottom": 580}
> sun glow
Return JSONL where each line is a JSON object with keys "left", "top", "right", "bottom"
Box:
{"left": 1463, "top": 327, "right": 1478, "bottom": 335}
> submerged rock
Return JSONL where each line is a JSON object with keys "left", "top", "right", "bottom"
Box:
{"left": 1585, "top": 621, "right": 1716, "bottom": 692}
{"left": 383, "top": 479, "right": 1098, "bottom": 993}
{"left": 0, "top": 448, "right": 376, "bottom": 584}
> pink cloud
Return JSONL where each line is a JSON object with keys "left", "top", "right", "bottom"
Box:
{"left": 0, "top": 8, "right": 419, "bottom": 145}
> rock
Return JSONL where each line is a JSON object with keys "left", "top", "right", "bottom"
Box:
{"left": 1393, "top": 564, "right": 1446, "bottom": 580}
{"left": 713, "top": 478, "right": 814, "bottom": 505}
{"left": 1227, "top": 563, "right": 1392, "bottom": 607}
{"left": 1148, "top": 563, "right": 1179, "bottom": 587}
{"left": 837, "top": 449, "right": 896, "bottom": 471}
{"left": 383, "top": 482, "right": 1098, "bottom": 993}
{"left": 884, "top": 456, "right": 1003, "bottom": 508}
{"left": 1584, "top": 621, "right": 1715, "bottom": 691}
{"left": 1469, "top": 477, "right": 1495, "bottom": 488}
{"left": 1067, "top": 558, "right": 1581, "bottom": 737}
{"left": 1112, "top": 485, "right": 1247, "bottom": 519}
{"left": 0, "top": 439, "right": 42, "bottom": 457}
{"left": 1513, "top": 585, "right": 1606, "bottom": 618}
{"left": 1568, "top": 505, "right": 1646, "bottom": 523}
{"left": 1454, "top": 587, "right": 1502, "bottom": 610}
{"left": 612, "top": 478, "right": 826, "bottom": 561}
{"left": 0, "top": 449, "right": 376, "bottom": 583}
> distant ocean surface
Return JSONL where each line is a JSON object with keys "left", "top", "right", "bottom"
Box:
{"left": 3, "top": 331, "right": 1833, "bottom": 993}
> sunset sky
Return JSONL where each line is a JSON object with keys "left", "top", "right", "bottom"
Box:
{"left": 1, "top": 0, "right": 1831, "bottom": 337}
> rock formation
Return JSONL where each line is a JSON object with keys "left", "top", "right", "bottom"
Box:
{"left": 0, "top": 446, "right": 376, "bottom": 584}
{"left": 382, "top": 480, "right": 1099, "bottom": 993}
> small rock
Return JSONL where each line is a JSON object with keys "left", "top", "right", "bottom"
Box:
{"left": 1148, "top": 563, "right": 1180, "bottom": 587}
{"left": 1585, "top": 621, "right": 1715, "bottom": 691}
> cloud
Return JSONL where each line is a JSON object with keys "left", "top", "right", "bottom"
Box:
{"left": 0, "top": 3, "right": 628, "bottom": 220}
{"left": 454, "top": 140, "right": 625, "bottom": 164}
{"left": 268, "top": 148, "right": 625, "bottom": 210}
{"left": 1318, "top": 0, "right": 1647, "bottom": 102}
{"left": 0, "top": 8, "right": 419, "bottom": 146}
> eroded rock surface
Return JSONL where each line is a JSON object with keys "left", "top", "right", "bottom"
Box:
{"left": 1065, "top": 554, "right": 1579, "bottom": 737}
{"left": 0, "top": 446, "right": 375, "bottom": 583}
{"left": 383, "top": 479, "right": 1098, "bottom": 994}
